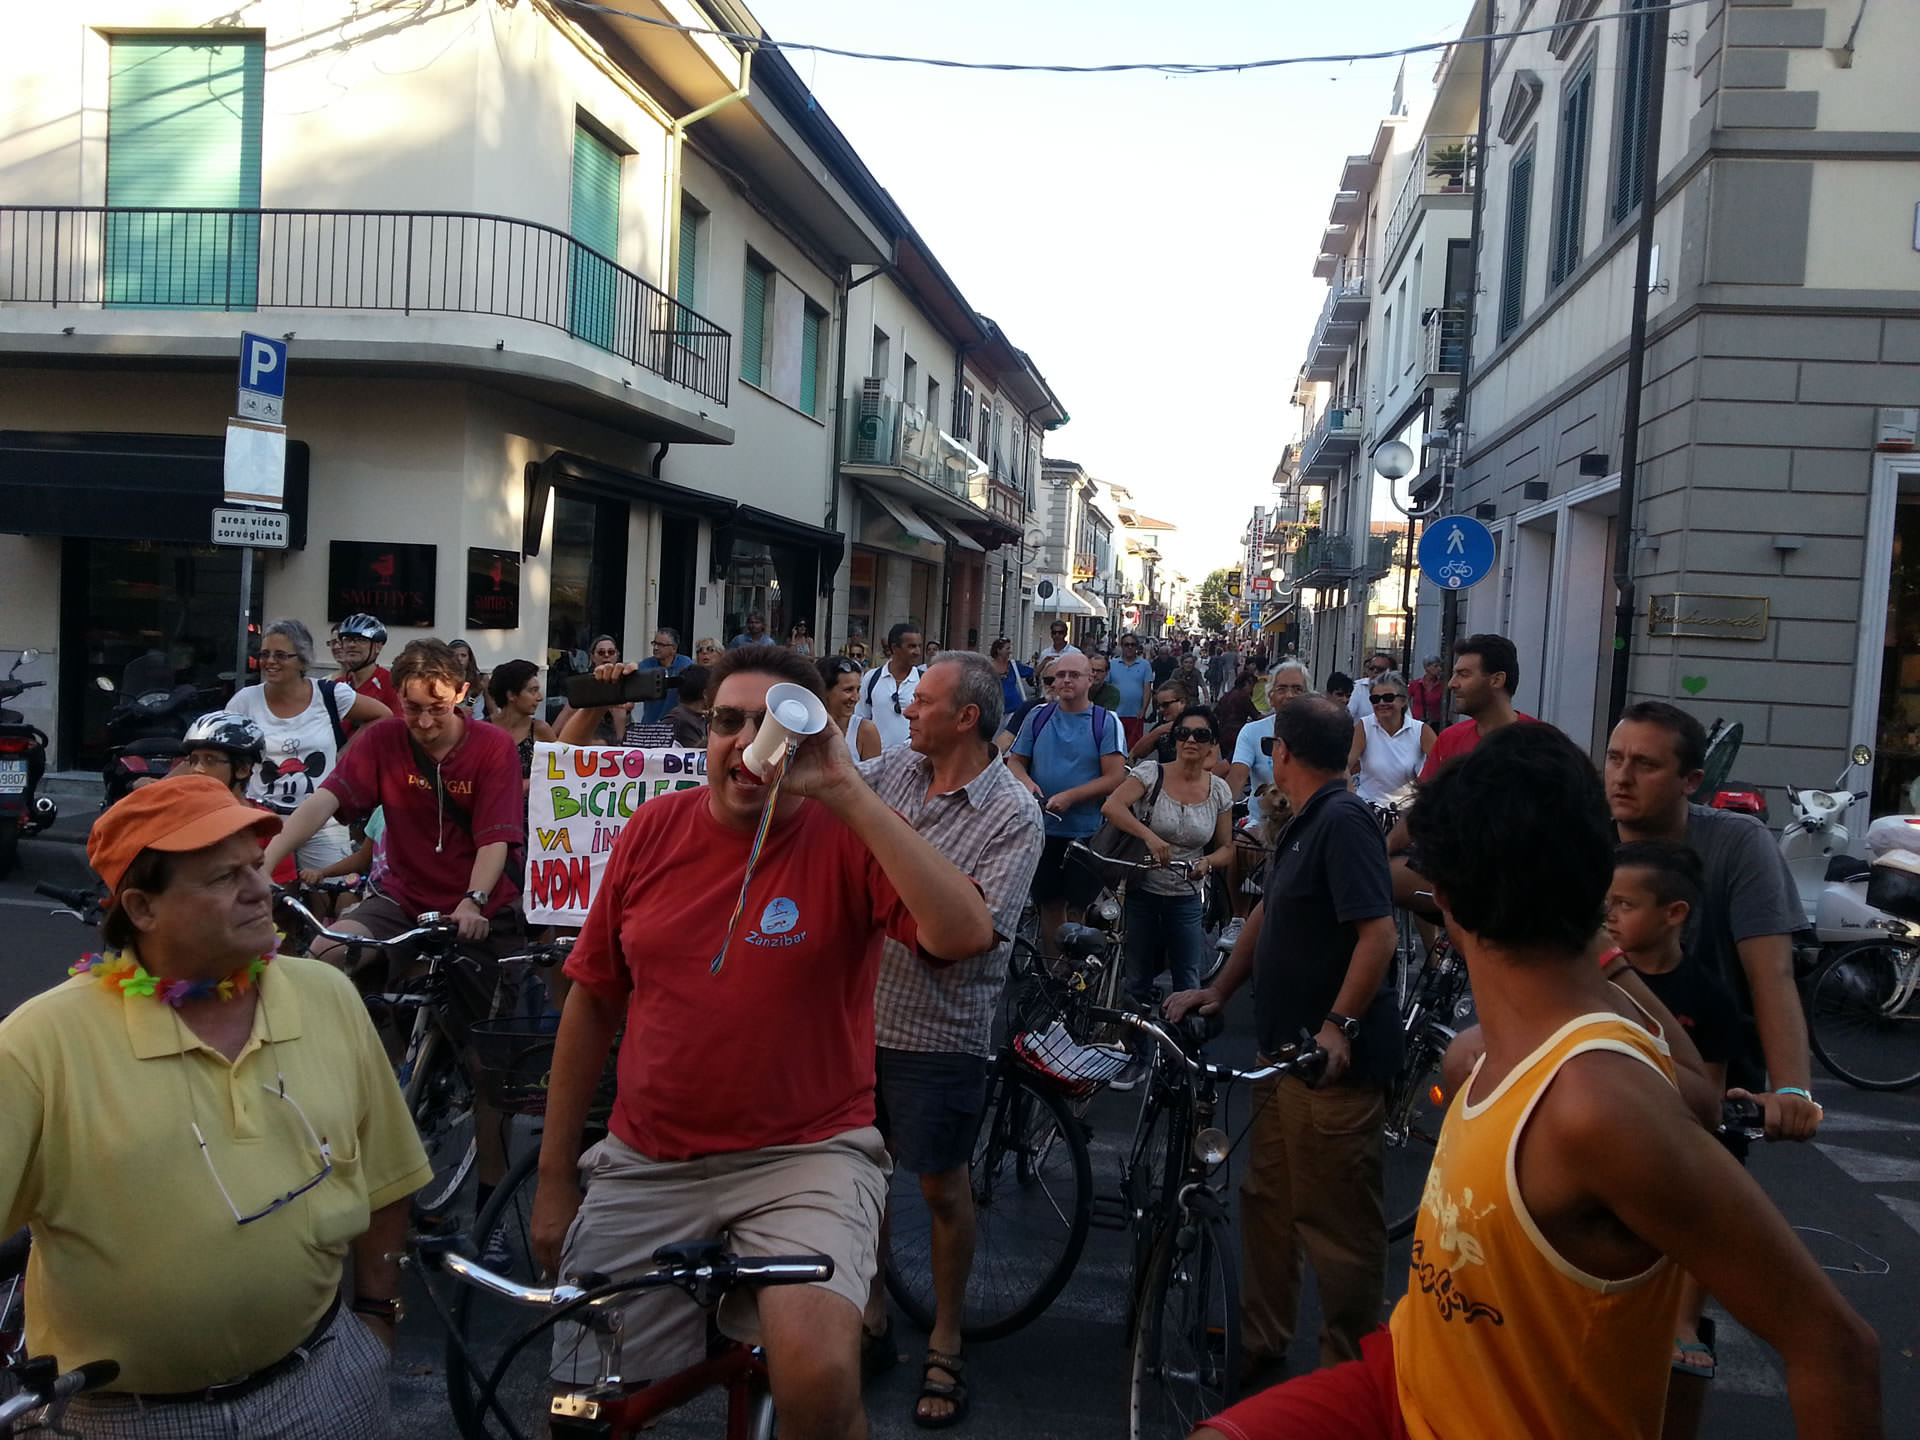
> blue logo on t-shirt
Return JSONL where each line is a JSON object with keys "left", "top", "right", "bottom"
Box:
{"left": 760, "top": 897, "right": 800, "bottom": 934}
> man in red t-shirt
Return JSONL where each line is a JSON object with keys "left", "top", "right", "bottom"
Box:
{"left": 1391, "top": 633, "right": 1537, "bottom": 920}
{"left": 528, "top": 645, "right": 993, "bottom": 1440}
{"left": 328, "top": 613, "right": 399, "bottom": 735}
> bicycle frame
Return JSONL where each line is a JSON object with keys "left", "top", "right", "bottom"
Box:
{"left": 545, "top": 1346, "right": 772, "bottom": 1440}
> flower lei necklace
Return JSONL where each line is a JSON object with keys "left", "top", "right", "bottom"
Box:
{"left": 71, "top": 948, "right": 275, "bottom": 1007}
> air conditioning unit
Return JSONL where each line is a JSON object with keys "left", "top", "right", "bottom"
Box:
{"left": 853, "top": 376, "right": 889, "bottom": 462}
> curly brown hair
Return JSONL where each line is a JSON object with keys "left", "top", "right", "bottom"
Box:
{"left": 390, "top": 638, "right": 469, "bottom": 693}
{"left": 702, "top": 643, "right": 824, "bottom": 704}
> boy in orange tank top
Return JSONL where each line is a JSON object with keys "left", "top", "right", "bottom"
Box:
{"left": 1197, "top": 725, "right": 1880, "bottom": 1440}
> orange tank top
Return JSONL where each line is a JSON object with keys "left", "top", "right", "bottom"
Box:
{"left": 1390, "top": 1002, "right": 1684, "bottom": 1440}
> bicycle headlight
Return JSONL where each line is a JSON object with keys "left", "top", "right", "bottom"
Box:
{"left": 1191, "top": 1127, "right": 1230, "bottom": 1170}
{"left": 1095, "top": 896, "right": 1121, "bottom": 924}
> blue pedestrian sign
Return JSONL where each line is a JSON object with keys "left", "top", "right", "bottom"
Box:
{"left": 236, "top": 332, "right": 287, "bottom": 423}
{"left": 1417, "top": 514, "right": 1496, "bottom": 591}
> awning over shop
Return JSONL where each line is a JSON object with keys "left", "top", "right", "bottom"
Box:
{"left": 862, "top": 486, "right": 945, "bottom": 546}
{"left": 923, "top": 511, "right": 985, "bottom": 552}
{"left": 1259, "top": 602, "right": 1297, "bottom": 632}
{"left": 1033, "top": 576, "right": 1101, "bottom": 617}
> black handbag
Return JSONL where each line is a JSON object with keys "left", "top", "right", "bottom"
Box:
{"left": 1073, "top": 765, "right": 1169, "bottom": 889}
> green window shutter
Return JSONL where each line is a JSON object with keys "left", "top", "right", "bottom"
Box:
{"left": 1551, "top": 70, "right": 1592, "bottom": 286}
{"left": 1613, "top": 1, "right": 1653, "bottom": 223}
{"left": 800, "top": 306, "right": 822, "bottom": 416}
{"left": 1498, "top": 148, "right": 1534, "bottom": 341}
{"left": 741, "top": 259, "right": 767, "bottom": 386}
{"left": 105, "top": 35, "right": 263, "bottom": 308}
{"left": 677, "top": 207, "right": 699, "bottom": 309}
{"left": 569, "top": 124, "right": 622, "bottom": 352}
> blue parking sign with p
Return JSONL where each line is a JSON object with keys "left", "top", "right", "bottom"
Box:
{"left": 1417, "top": 515, "right": 1496, "bottom": 591}
{"left": 240, "top": 333, "right": 286, "bottom": 398}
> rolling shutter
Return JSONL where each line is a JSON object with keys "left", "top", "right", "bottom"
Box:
{"left": 741, "top": 258, "right": 768, "bottom": 387}
{"left": 1612, "top": 1, "right": 1653, "bottom": 222}
{"left": 1551, "top": 68, "right": 1593, "bottom": 286}
{"left": 1498, "top": 147, "right": 1534, "bottom": 341}
{"left": 800, "top": 305, "right": 822, "bottom": 416}
{"left": 568, "top": 123, "right": 622, "bottom": 352}
{"left": 105, "top": 36, "right": 263, "bottom": 308}
{"left": 677, "top": 206, "right": 699, "bottom": 307}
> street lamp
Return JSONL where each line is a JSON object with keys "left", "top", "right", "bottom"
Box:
{"left": 1374, "top": 432, "right": 1454, "bottom": 520}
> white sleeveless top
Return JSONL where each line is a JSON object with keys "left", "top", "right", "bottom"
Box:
{"left": 844, "top": 713, "right": 865, "bottom": 762}
{"left": 1354, "top": 711, "right": 1426, "bottom": 808}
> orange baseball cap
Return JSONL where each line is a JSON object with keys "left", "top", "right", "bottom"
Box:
{"left": 88, "top": 774, "right": 283, "bottom": 897}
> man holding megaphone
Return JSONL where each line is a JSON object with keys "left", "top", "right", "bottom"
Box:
{"left": 529, "top": 644, "right": 994, "bottom": 1440}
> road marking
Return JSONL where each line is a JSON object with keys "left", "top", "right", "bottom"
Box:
{"left": 1879, "top": 1193, "right": 1920, "bottom": 1240}
{"left": 1705, "top": 1311, "right": 1788, "bottom": 1397}
{"left": 1814, "top": 1143, "right": 1920, "bottom": 1186}
{"left": 0, "top": 895, "right": 77, "bottom": 910}
{"left": 1811, "top": 1109, "right": 1920, "bottom": 1136}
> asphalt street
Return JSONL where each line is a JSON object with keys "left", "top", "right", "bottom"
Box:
{"left": 2, "top": 822, "right": 1914, "bottom": 1438}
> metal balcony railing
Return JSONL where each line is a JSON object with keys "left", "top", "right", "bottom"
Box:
{"left": 1422, "top": 306, "right": 1468, "bottom": 377}
{"left": 1299, "top": 400, "right": 1365, "bottom": 476}
{"left": 0, "top": 206, "right": 732, "bottom": 405}
{"left": 843, "top": 395, "right": 993, "bottom": 508}
{"left": 1287, "top": 530, "right": 1354, "bottom": 584}
{"left": 1384, "top": 136, "right": 1479, "bottom": 260}
{"left": 1364, "top": 533, "right": 1398, "bottom": 576}
{"left": 1306, "top": 257, "right": 1370, "bottom": 379}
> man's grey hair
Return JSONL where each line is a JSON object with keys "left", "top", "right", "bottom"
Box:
{"left": 1272, "top": 658, "right": 1311, "bottom": 687}
{"left": 1371, "top": 669, "right": 1408, "bottom": 695}
{"left": 1421, "top": 654, "right": 1442, "bottom": 668}
{"left": 263, "top": 617, "right": 315, "bottom": 672}
{"left": 930, "top": 651, "right": 1004, "bottom": 743}
{"left": 655, "top": 626, "right": 681, "bottom": 647}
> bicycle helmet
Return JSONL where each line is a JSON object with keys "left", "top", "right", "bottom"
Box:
{"left": 182, "top": 710, "right": 266, "bottom": 766}
{"left": 335, "top": 612, "right": 388, "bottom": 645}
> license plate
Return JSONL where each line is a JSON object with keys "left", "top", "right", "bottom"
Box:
{"left": 0, "top": 759, "right": 25, "bottom": 794}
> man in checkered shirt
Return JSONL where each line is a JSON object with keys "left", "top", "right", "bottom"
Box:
{"left": 857, "top": 651, "right": 1044, "bottom": 1426}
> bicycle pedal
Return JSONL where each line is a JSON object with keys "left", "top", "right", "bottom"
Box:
{"left": 1089, "top": 1195, "right": 1130, "bottom": 1231}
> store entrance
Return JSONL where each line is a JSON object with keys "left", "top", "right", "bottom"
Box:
{"left": 58, "top": 538, "right": 262, "bottom": 769}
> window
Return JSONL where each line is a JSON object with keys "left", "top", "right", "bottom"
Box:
{"left": 903, "top": 355, "right": 918, "bottom": 411}
{"left": 740, "top": 253, "right": 772, "bottom": 386}
{"left": 979, "top": 399, "right": 993, "bottom": 460}
{"left": 1550, "top": 61, "right": 1594, "bottom": 285}
{"left": 1498, "top": 143, "right": 1536, "bottom": 341}
{"left": 105, "top": 35, "right": 264, "bottom": 307}
{"left": 1611, "top": 0, "right": 1655, "bottom": 224}
{"left": 871, "top": 327, "right": 890, "bottom": 382}
{"left": 569, "top": 121, "right": 623, "bottom": 351}
{"left": 800, "top": 302, "right": 826, "bottom": 417}
{"left": 676, "top": 195, "right": 703, "bottom": 309}
{"left": 957, "top": 384, "right": 974, "bottom": 441}
{"left": 927, "top": 377, "right": 941, "bottom": 431}
{"left": 1396, "top": 278, "right": 1411, "bottom": 374}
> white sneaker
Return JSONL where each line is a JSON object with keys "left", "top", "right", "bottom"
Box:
{"left": 1220, "top": 917, "right": 1246, "bottom": 949}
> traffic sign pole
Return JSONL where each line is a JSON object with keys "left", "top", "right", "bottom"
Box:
{"left": 235, "top": 545, "right": 254, "bottom": 687}
{"left": 229, "top": 331, "right": 289, "bottom": 686}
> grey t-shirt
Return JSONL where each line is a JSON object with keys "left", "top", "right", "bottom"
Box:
{"left": 1129, "top": 760, "right": 1232, "bottom": 895}
{"left": 1683, "top": 803, "right": 1802, "bottom": 1080}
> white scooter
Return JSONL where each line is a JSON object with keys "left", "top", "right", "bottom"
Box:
{"left": 1782, "top": 744, "right": 1920, "bottom": 957}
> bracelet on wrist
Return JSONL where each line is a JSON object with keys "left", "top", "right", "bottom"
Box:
{"left": 1775, "top": 1085, "right": 1816, "bottom": 1104}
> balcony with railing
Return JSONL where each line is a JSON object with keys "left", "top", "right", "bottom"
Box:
{"left": 1304, "top": 258, "right": 1370, "bottom": 382}
{"left": 1298, "top": 400, "right": 1366, "bottom": 480}
{"left": 1383, "top": 136, "right": 1478, "bottom": 266}
{"left": 0, "top": 206, "right": 732, "bottom": 407}
{"left": 842, "top": 392, "right": 1013, "bottom": 532}
{"left": 1421, "top": 306, "right": 1468, "bottom": 380}
{"left": 1287, "top": 530, "right": 1354, "bottom": 587}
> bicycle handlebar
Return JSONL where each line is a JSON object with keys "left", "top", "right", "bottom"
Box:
{"left": 1064, "top": 840, "right": 1196, "bottom": 881}
{"left": 0, "top": 1359, "right": 120, "bottom": 1427}
{"left": 1086, "top": 1005, "right": 1326, "bottom": 1084}
{"left": 273, "top": 891, "right": 454, "bottom": 950}
{"left": 422, "top": 1245, "right": 833, "bottom": 1311}
{"left": 32, "top": 881, "right": 98, "bottom": 912}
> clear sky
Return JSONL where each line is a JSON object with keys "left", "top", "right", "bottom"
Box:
{"left": 746, "top": 0, "right": 1458, "bottom": 581}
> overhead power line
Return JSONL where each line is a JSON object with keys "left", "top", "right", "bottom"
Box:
{"left": 549, "top": 0, "right": 1712, "bottom": 77}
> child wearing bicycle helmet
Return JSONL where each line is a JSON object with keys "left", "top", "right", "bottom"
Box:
{"left": 179, "top": 711, "right": 297, "bottom": 886}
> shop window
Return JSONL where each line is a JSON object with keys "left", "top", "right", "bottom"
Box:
{"left": 848, "top": 548, "right": 877, "bottom": 644}
{"left": 1874, "top": 494, "right": 1920, "bottom": 815}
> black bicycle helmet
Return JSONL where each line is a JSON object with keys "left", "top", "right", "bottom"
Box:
{"left": 335, "top": 612, "right": 388, "bottom": 644}
{"left": 183, "top": 710, "right": 266, "bottom": 766}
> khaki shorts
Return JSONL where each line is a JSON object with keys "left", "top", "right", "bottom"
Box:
{"left": 554, "top": 1127, "right": 890, "bottom": 1381}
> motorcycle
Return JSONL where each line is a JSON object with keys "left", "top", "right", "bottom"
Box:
{"left": 96, "top": 674, "right": 212, "bottom": 808}
{"left": 0, "top": 649, "right": 57, "bottom": 879}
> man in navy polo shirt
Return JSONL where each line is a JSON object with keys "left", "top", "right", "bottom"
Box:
{"left": 1169, "top": 695, "right": 1399, "bottom": 1389}
{"left": 636, "top": 628, "right": 693, "bottom": 726}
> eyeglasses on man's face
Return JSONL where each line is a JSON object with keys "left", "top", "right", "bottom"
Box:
{"left": 708, "top": 705, "right": 767, "bottom": 737}
{"left": 1271, "top": 681, "right": 1308, "bottom": 697}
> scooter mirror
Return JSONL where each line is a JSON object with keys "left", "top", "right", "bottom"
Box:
{"left": 18, "top": 648, "right": 38, "bottom": 665}
{"left": 94, "top": 675, "right": 116, "bottom": 693}
{"left": 1851, "top": 743, "right": 1873, "bottom": 767}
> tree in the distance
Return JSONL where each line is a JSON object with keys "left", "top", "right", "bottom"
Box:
{"left": 1196, "top": 567, "right": 1234, "bottom": 633}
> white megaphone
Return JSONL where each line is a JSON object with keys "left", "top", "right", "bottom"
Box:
{"left": 742, "top": 682, "right": 832, "bottom": 777}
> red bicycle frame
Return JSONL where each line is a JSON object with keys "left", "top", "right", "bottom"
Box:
{"left": 549, "top": 1342, "right": 770, "bottom": 1440}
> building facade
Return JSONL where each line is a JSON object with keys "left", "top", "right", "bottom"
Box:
{"left": 0, "top": 0, "right": 1065, "bottom": 764}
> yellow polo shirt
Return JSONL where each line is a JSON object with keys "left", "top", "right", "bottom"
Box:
{"left": 0, "top": 955, "right": 431, "bottom": 1393}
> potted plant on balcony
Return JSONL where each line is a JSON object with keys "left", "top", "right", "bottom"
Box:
{"left": 1427, "top": 142, "right": 1470, "bottom": 192}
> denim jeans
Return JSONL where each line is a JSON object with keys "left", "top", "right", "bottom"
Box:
{"left": 1122, "top": 887, "right": 1208, "bottom": 1007}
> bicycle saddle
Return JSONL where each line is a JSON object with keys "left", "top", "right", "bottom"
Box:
{"left": 653, "top": 1238, "right": 731, "bottom": 1269}
{"left": 1055, "top": 923, "right": 1108, "bottom": 959}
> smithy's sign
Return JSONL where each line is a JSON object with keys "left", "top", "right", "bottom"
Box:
{"left": 523, "top": 743, "right": 707, "bottom": 924}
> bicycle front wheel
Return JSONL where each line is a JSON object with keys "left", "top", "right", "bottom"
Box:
{"left": 885, "top": 1067, "right": 1092, "bottom": 1342}
{"left": 1130, "top": 1208, "right": 1239, "bottom": 1440}
{"left": 1384, "top": 1026, "right": 1450, "bottom": 1241}
{"left": 445, "top": 1146, "right": 548, "bottom": 1440}
{"left": 1808, "top": 942, "right": 1920, "bottom": 1091}
{"left": 403, "top": 1023, "right": 478, "bottom": 1219}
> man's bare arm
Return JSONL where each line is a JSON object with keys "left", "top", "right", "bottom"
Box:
{"left": 1738, "top": 932, "right": 1822, "bottom": 1140}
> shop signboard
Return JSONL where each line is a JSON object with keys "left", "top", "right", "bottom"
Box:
{"left": 328, "top": 541, "right": 437, "bottom": 627}
{"left": 466, "top": 547, "right": 522, "bottom": 629}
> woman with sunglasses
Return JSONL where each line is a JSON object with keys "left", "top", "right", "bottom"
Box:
{"left": 694, "top": 636, "right": 725, "bottom": 668}
{"left": 788, "top": 621, "right": 815, "bottom": 657}
{"left": 1099, "top": 703, "right": 1234, "bottom": 1033}
{"left": 987, "top": 636, "right": 1032, "bottom": 715}
{"left": 818, "top": 655, "right": 881, "bottom": 762}
{"left": 1348, "top": 668, "right": 1434, "bottom": 825}
{"left": 995, "top": 653, "right": 1058, "bottom": 754}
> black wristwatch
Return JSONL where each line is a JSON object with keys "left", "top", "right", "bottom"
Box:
{"left": 352, "top": 1296, "right": 405, "bottom": 1324}
{"left": 1324, "top": 1012, "right": 1363, "bottom": 1042}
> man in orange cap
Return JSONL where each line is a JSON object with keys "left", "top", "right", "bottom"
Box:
{"left": 0, "top": 774, "right": 430, "bottom": 1437}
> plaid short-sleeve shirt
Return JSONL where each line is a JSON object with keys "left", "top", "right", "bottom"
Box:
{"left": 860, "top": 746, "right": 1046, "bottom": 1055}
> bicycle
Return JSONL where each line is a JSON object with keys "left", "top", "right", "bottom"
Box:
{"left": 273, "top": 892, "right": 573, "bottom": 1220}
{"left": 0, "top": 1228, "right": 119, "bottom": 1437}
{"left": 408, "top": 1232, "right": 830, "bottom": 1440}
{"left": 882, "top": 929, "right": 1113, "bottom": 1342}
{"left": 1088, "top": 1005, "right": 1325, "bottom": 1440}
{"left": 1804, "top": 925, "right": 1920, "bottom": 1091}
{"left": 1382, "top": 929, "right": 1473, "bottom": 1240}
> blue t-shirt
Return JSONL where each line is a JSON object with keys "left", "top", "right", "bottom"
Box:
{"left": 636, "top": 653, "right": 692, "bottom": 725}
{"left": 1012, "top": 702, "right": 1124, "bottom": 838}
{"left": 1231, "top": 711, "right": 1280, "bottom": 824}
{"left": 1108, "top": 656, "right": 1156, "bottom": 718}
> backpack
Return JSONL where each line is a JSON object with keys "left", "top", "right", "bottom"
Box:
{"left": 1025, "top": 701, "right": 1113, "bottom": 749}
{"left": 864, "top": 664, "right": 923, "bottom": 708}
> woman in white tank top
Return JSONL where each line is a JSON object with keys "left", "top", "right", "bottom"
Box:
{"left": 818, "top": 655, "right": 881, "bottom": 763}
{"left": 1349, "top": 669, "right": 1434, "bottom": 811}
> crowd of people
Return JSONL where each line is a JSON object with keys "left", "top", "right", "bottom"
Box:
{"left": 0, "top": 606, "right": 1887, "bottom": 1440}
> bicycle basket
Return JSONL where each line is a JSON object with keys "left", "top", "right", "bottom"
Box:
{"left": 467, "top": 1014, "right": 619, "bottom": 1119}
{"left": 1012, "top": 1020, "right": 1132, "bottom": 1098}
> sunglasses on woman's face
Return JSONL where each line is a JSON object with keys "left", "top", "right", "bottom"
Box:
{"left": 1371, "top": 693, "right": 1403, "bottom": 705}
{"left": 1173, "top": 727, "right": 1215, "bottom": 744}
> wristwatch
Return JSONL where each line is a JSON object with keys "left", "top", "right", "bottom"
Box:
{"left": 461, "top": 889, "right": 490, "bottom": 910}
{"left": 1324, "top": 1012, "right": 1363, "bottom": 1042}
{"left": 352, "top": 1296, "right": 405, "bottom": 1324}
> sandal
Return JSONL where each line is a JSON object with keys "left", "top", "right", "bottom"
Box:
{"left": 1671, "top": 1337, "right": 1716, "bottom": 1379}
{"left": 913, "top": 1348, "right": 969, "bottom": 1430}
{"left": 861, "top": 1318, "right": 900, "bottom": 1380}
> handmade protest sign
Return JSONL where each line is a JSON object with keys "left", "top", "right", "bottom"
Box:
{"left": 524, "top": 742, "right": 707, "bottom": 924}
